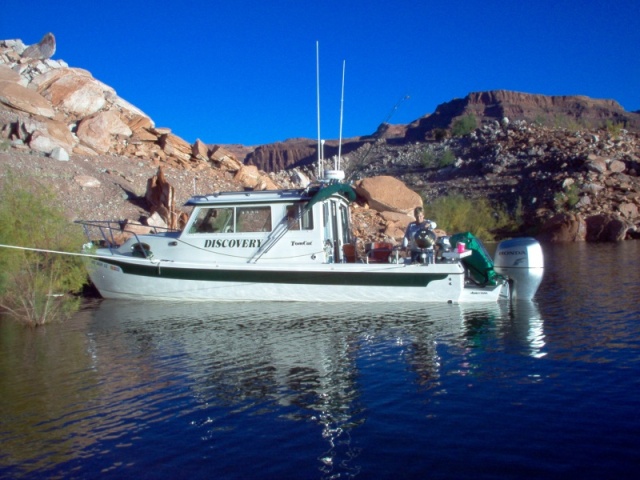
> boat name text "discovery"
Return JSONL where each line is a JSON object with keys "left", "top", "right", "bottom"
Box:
{"left": 204, "top": 239, "right": 262, "bottom": 249}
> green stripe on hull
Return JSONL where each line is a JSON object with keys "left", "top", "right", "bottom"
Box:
{"left": 96, "top": 258, "right": 449, "bottom": 288}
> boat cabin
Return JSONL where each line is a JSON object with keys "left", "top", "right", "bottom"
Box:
{"left": 177, "top": 185, "right": 354, "bottom": 264}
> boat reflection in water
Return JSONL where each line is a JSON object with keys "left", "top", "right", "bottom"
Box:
{"left": 85, "top": 298, "right": 543, "bottom": 477}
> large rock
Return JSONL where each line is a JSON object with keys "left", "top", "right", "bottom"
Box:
{"left": 355, "top": 176, "right": 423, "bottom": 215}
{"left": 537, "top": 213, "right": 587, "bottom": 243}
{"left": 586, "top": 214, "right": 629, "bottom": 242}
{"left": 22, "top": 117, "right": 76, "bottom": 152}
{"left": 0, "top": 80, "right": 55, "bottom": 117}
{"left": 210, "top": 145, "right": 243, "bottom": 172}
{"left": 234, "top": 165, "right": 278, "bottom": 191}
{"left": 0, "top": 65, "right": 21, "bottom": 83}
{"left": 145, "top": 167, "right": 177, "bottom": 229}
{"left": 22, "top": 33, "right": 56, "bottom": 60}
{"left": 37, "top": 68, "right": 110, "bottom": 117}
{"left": 76, "top": 110, "right": 132, "bottom": 153}
{"left": 158, "top": 132, "right": 192, "bottom": 164}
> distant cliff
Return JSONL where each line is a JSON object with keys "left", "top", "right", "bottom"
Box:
{"left": 403, "top": 90, "right": 640, "bottom": 142}
{"left": 239, "top": 90, "right": 640, "bottom": 173}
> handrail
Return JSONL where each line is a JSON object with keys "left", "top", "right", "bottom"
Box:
{"left": 74, "top": 220, "right": 179, "bottom": 260}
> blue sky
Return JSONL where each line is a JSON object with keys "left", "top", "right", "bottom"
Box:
{"left": 3, "top": 1, "right": 639, "bottom": 146}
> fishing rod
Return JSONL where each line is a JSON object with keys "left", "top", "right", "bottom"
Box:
{"left": 346, "top": 93, "right": 410, "bottom": 181}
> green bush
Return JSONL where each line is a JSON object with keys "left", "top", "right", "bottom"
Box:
{"left": 424, "top": 194, "right": 515, "bottom": 242}
{"left": 605, "top": 119, "right": 624, "bottom": 138}
{"left": 451, "top": 115, "right": 477, "bottom": 137}
{"left": 439, "top": 149, "right": 456, "bottom": 168}
{"left": 421, "top": 150, "right": 436, "bottom": 168}
{"left": 421, "top": 148, "right": 456, "bottom": 169}
{"left": 553, "top": 183, "right": 580, "bottom": 211}
{"left": 0, "top": 174, "right": 87, "bottom": 326}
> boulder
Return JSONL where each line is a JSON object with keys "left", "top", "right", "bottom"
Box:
{"left": 158, "top": 132, "right": 192, "bottom": 163}
{"left": 0, "top": 80, "right": 55, "bottom": 117}
{"left": 192, "top": 139, "right": 209, "bottom": 162}
{"left": 355, "top": 176, "right": 423, "bottom": 215}
{"left": 49, "top": 146, "right": 69, "bottom": 161}
{"left": 145, "top": 167, "right": 178, "bottom": 229}
{"left": 38, "top": 68, "right": 109, "bottom": 117}
{"left": 537, "top": 213, "right": 587, "bottom": 243}
{"left": 22, "top": 33, "right": 56, "bottom": 60}
{"left": 0, "top": 65, "right": 21, "bottom": 83}
{"left": 234, "top": 165, "right": 278, "bottom": 190}
{"left": 609, "top": 159, "right": 626, "bottom": 173}
{"left": 618, "top": 202, "right": 638, "bottom": 220}
{"left": 22, "top": 117, "right": 76, "bottom": 152}
{"left": 76, "top": 110, "right": 132, "bottom": 153}
{"left": 586, "top": 214, "right": 629, "bottom": 242}
{"left": 210, "top": 145, "right": 243, "bottom": 172}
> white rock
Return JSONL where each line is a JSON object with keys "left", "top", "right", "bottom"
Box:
{"left": 49, "top": 146, "right": 69, "bottom": 161}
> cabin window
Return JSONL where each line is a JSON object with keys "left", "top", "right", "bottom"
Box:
{"left": 189, "top": 207, "right": 234, "bottom": 233}
{"left": 340, "top": 204, "right": 351, "bottom": 244}
{"left": 286, "top": 204, "right": 314, "bottom": 230}
{"left": 236, "top": 206, "right": 272, "bottom": 232}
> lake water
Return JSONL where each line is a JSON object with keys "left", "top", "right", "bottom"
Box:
{"left": 1, "top": 242, "right": 639, "bottom": 479}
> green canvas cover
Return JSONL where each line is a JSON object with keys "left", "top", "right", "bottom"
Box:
{"left": 449, "top": 232, "right": 499, "bottom": 286}
{"left": 307, "top": 183, "right": 356, "bottom": 208}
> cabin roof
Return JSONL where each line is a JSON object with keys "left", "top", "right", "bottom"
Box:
{"left": 184, "top": 188, "right": 312, "bottom": 206}
{"left": 184, "top": 183, "right": 356, "bottom": 207}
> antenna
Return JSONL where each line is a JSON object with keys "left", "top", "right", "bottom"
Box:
{"left": 337, "top": 60, "right": 345, "bottom": 171}
{"left": 316, "top": 41, "right": 323, "bottom": 179}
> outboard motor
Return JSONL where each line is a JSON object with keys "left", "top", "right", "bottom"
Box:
{"left": 494, "top": 237, "right": 544, "bottom": 301}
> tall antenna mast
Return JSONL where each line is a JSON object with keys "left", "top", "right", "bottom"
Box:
{"left": 337, "top": 60, "right": 345, "bottom": 171}
{"left": 316, "top": 41, "right": 323, "bottom": 179}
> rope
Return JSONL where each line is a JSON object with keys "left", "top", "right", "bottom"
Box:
{"left": 0, "top": 242, "right": 326, "bottom": 263}
{"left": 0, "top": 243, "right": 113, "bottom": 259}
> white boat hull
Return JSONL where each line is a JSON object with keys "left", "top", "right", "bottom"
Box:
{"left": 86, "top": 256, "right": 506, "bottom": 303}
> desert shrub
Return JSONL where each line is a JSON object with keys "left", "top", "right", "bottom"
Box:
{"left": 421, "top": 150, "right": 436, "bottom": 168}
{"left": 439, "top": 149, "right": 456, "bottom": 168}
{"left": 424, "top": 194, "right": 515, "bottom": 242}
{"left": 553, "top": 183, "right": 580, "bottom": 212}
{"left": 0, "top": 174, "right": 87, "bottom": 326}
{"left": 421, "top": 148, "right": 456, "bottom": 169}
{"left": 605, "top": 120, "right": 624, "bottom": 138}
{"left": 451, "top": 115, "right": 477, "bottom": 137}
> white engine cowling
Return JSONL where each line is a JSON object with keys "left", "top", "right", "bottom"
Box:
{"left": 494, "top": 237, "right": 544, "bottom": 301}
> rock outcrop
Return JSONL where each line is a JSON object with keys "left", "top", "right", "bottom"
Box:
{"left": 345, "top": 119, "right": 640, "bottom": 242}
{"left": 0, "top": 36, "right": 274, "bottom": 191}
{"left": 404, "top": 90, "right": 640, "bottom": 142}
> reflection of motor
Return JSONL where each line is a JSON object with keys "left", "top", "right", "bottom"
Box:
{"left": 413, "top": 228, "right": 437, "bottom": 264}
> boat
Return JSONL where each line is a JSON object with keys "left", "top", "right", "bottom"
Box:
{"left": 75, "top": 45, "right": 543, "bottom": 303}
{"left": 75, "top": 173, "right": 544, "bottom": 303}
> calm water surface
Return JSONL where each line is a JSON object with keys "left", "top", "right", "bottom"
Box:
{"left": 1, "top": 243, "right": 639, "bottom": 479}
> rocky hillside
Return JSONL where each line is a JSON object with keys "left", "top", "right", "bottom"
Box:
{"left": 344, "top": 119, "right": 640, "bottom": 241}
{"left": 0, "top": 34, "right": 278, "bottom": 194}
{"left": 1, "top": 34, "right": 639, "bottom": 244}
{"left": 241, "top": 90, "right": 640, "bottom": 173}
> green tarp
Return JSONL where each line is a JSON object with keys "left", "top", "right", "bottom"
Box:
{"left": 307, "top": 183, "right": 356, "bottom": 208}
{"left": 450, "top": 232, "right": 499, "bottom": 286}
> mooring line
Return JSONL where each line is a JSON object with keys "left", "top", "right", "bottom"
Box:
{"left": 0, "top": 243, "right": 105, "bottom": 259}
